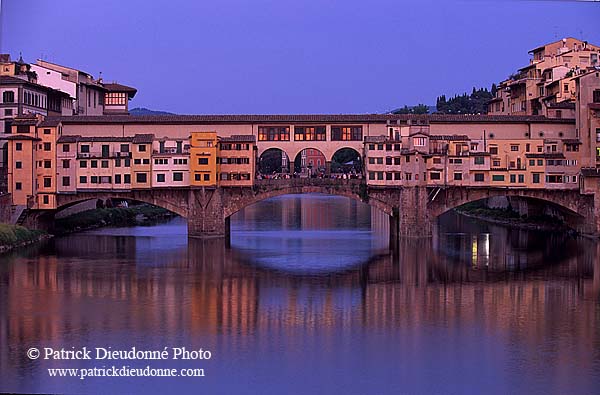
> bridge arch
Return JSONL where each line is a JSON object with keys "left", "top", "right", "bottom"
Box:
{"left": 428, "top": 187, "right": 595, "bottom": 234}
{"left": 291, "top": 147, "right": 327, "bottom": 176}
{"left": 222, "top": 180, "right": 395, "bottom": 219}
{"left": 54, "top": 189, "right": 190, "bottom": 218}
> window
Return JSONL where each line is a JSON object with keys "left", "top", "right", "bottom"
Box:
{"left": 474, "top": 173, "right": 484, "bottom": 182}
{"left": 492, "top": 159, "right": 501, "bottom": 167}
{"left": 195, "top": 174, "right": 201, "bottom": 181}
{"left": 492, "top": 175, "right": 505, "bottom": 182}
{"left": 546, "top": 175, "right": 564, "bottom": 183}
{"left": 533, "top": 173, "right": 540, "bottom": 184}
{"left": 413, "top": 137, "right": 426, "bottom": 146}
{"left": 377, "top": 172, "right": 384, "bottom": 180}
{"left": 15, "top": 182, "right": 22, "bottom": 190}
{"left": 537, "top": 159, "right": 543, "bottom": 166}
{"left": 156, "top": 174, "right": 166, "bottom": 183}
{"left": 489, "top": 146, "right": 498, "bottom": 155}
{"left": 120, "top": 144, "right": 129, "bottom": 152}
{"left": 394, "top": 172, "right": 401, "bottom": 180}
{"left": 15, "top": 142, "right": 22, "bottom": 151}
{"left": 80, "top": 145, "right": 90, "bottom": 153}
{"left": 44, "top": 142, "right": 51, "bottom": 151}
{"left": 2, "top": 91, "right": 14, "bottom": 103}
{"left": 105, "top": 92, "right": 127, "bottom": 106}
{"left": 124, "top": 159, "right": 131, "bottom": 167}
{"left": 15, "top": 161, "right": 22, "bottom": 169}
{"left": 101, "top": 160, "right": 109, "bottom": 168}
{"left": 386, "top": 157, "right": 392, "bottom": 165}
{"left": 138, "top": 144, "right": 147, "bottom": 152}
{"left": 529, "top": 159, "right": 535, "bottom": 166}
{"left": 430, "top": 172, "right": 441, "bottom": 180}
{"left": 331, "top": 126, "right": 362, "bottom": 141}
{"left": 124, "top": 174, "right": 131, "bottom": 184}
{"left": 394, "top": 157, "right": 401, "bottom": 165}
{"left": 43, "top": 129, "right": 51, "bottom": 135}
{"left": 474, "top": 157, "right": 484, "bottom": 165}
{"left": 258, "top": 126, "right": 290, "bottom": 141}
{"left": 91, "top": 160, "right": 98, "bottom": 168}
{"left": 593, "top": 90, "right": 600, "bottom": 103}
{"left": 91, "top": 176, "right": 98, "bottom": 184}
{"left": 510, "top": 174, "right": 516, "bottom": 183}
{"left": 142, "top": 159, "right": 150, "bottom": 165}
{"left": 453, "top": 172, "right": 462, "bottom": 181}
{"left": 134, "top": 159, "right": 141, "bottom": 165}
{"left": 173, "top": 172, "right": 183, "bottom": 182}
{"left": 136, "top": 173, "right": 147, "bottom": 183}
{"left": 198, "top": 157, "right": 209, "bottom": 165}
{"left": 43, "top": 177, "right": 51, "bottom": 188}
{"left": 4, "top": 109, "right": 12, "bottom": 116}
{"left": 44, "top": 160, "right": 51, "bottom": 168}
{"left": 62, "top": 177, "right": 70, "bottom": 187}
{"left": 43, "top": 195, "right": 49, "bottom": 205}
{"left": 204, "top": 174, "right": 210, "bottom": 181}
{"left": 62, "top": 144, "right": 70, "bottom": 152}
{"left": 386, "top": 172, "right": 393, "bottom": 180}
{"left": 368, "top": 172, "right": 375, "bottom": 180}
{"left": 433, "top": 157, "right": 441, "bottom": 164}
{"left": 510, "top": 145, "right": 519, "bottom": 151}
{"left": 518, "top": 174, "right": 524, "bottom": 183}
{"left": 294, "top": 126, "right": 326, "bottom": 141}
{"left": 368, "top": 144, "right": 375, "bottom": 151}
{"left": 102, "top": 145, "right": 110, "bottom": 157}
{"left": 115, "top": 159, "right": 121, "bottom": 167}
{"left": 115, "top": 174, "right": 122, "bottom": 184}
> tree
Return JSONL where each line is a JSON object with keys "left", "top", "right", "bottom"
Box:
{"left": 435, "top": 87, "right": 492, "bottom": 114}
{"left": 391, "top": 104, "right": 430, "bottom": 114}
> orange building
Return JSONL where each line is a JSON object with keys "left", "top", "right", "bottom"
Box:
{"left": 190, "top": 131, "right": 217, "bottom": 187}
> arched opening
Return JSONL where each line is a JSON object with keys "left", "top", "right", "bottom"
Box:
{"left": 229, "top": 193, "right": 389, "bottom": 274}
{"left": 331, "top": 148, "right": 362, "bottom": 178}
{"left": 258, "top": 148, "right": 290, "bottom": 177}
{"left": 293, "top": 148, "right": 326, "bottom": 178}
{"left": 52, "top": 197, "right": 182, "bottom": 235}
{"left": 441, "top": 195, "right": 586, "bottom": 234}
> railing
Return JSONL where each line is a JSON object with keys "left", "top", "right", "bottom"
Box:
{"left": 255, "top": 178, "right": 364, "bottom": 188}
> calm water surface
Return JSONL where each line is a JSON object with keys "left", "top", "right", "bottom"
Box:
{"left": 1, "top": 194, "right": 599, "bottom": 394}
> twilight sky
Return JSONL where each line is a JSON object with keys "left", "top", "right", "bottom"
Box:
{"left": 1, "top": 0, "right": 599, "bottom": 114}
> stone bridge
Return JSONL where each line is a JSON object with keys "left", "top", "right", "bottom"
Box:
{"left": 18, "top": 179, "right": 600, "bottom": 238}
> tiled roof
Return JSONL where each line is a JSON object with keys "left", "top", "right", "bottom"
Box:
{"left": 547, "top": 101, "right": 575, "bottom": 110}
{"left": 470, "top": 152, "right": 491, "bottom": 156}
{"left": 364, "top": 136, "right": 388, "bottom": 143}
{"left": 589, "top": 103, "right": 600, "bottom": 110}
{"left": 103, "top": 83, "right": 137, "bottom": 98}
{"left": 0, "top": 134, "right": 40, "bottom": 141}
{"left": 12, "top": 116, "right": 38, "bottom": 126}
{"left": 47, "top": 113, "right": 576, "bottom": 125}
{"left": 57, "top": 135, "right": 80, "bottom": 143}
{"left": 132, "top": 134, "right": 155, "bottom": 143}
{"left": 219, "top": 135, "right": 256, "bottom": 143}
{"left": 77, "top": 136, "right": 133, "bottom": 142}
{"left": 562, "top": 139, "right": 582, "bottom": 144}
{"left": 39, "top": 118, "right": 62, "bottom": 127}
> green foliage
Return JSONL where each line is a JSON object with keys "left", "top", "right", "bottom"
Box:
{"left": 392, "top": 104, "right": 430, "bottom": 114}
{"left": 54, "top": 205, "right": 171, "bottom": 234}
{"left": 436, "top": 86, "right": 493, "bottom": 114}
{"left": 0, "top": 224, "right": 44, "bottom": 247}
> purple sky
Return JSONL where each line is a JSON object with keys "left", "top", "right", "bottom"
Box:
{"left": 1, "top": 0, "right": 599, "bottom": 114}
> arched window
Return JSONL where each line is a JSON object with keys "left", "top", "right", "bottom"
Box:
{"left": 2, "top": 91, "right": 14, "bottom": 103}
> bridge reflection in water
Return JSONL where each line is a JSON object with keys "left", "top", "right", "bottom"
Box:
{"left": 0, "top": 196, "right": 599, "bottom": 394}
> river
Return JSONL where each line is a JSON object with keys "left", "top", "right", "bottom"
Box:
{"left": 1, "top": 194, "right": 599, "bottom": 394}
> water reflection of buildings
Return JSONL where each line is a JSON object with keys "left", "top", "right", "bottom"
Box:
{"left": 2, "top": 230, "right": 599, "bottom": 373}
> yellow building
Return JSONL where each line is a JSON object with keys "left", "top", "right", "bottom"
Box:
{"left": 190, "top": 131, "right": 217, "bottom": 187}
{"left": 35, "top": 119, "right": 59, "bottom": 208}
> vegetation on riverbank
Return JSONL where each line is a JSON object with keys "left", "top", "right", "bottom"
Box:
{"left": 54, "top": 204, "right": 174, "bottom": 235}
{"left": 455, "top": 201, "right": 571, "bottom": 232}
{"left": 0, "top": 224, "right": 48, "bottom": 253}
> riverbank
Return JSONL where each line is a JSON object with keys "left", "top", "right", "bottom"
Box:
{"left": 455, "top": 203, "right": 573, "bottom": 233}
{"left": 54, "top": 205, "right": 175, "bottom": 235}
{"left": 0, "top": 224, "right": 50, "bottom": 254}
